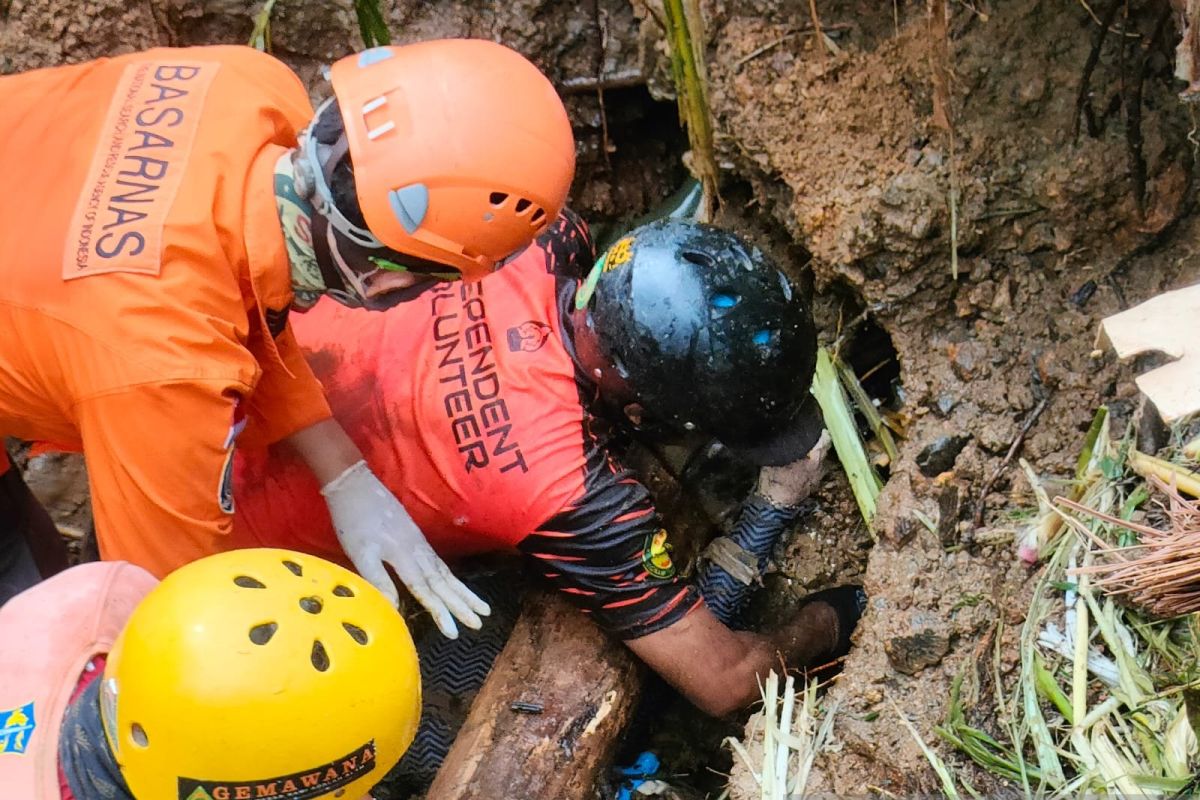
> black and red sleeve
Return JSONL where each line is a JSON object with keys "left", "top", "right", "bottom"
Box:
{"left": 517, "top": 439, "right": 703, "bottom": 640}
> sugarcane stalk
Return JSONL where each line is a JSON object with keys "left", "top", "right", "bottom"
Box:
{"left": 1128, "top": 449, "right": 1200, "bottom": 498}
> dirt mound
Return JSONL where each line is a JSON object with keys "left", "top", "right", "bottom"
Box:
{"left": 683, "top": 0, "right": 1200, "bottom": 792}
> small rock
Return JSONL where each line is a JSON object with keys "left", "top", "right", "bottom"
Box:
{"left": 990, "top": 279, "right": 1012, "bottom": 312}
{"left": 966, "top": 280, "right": 995, "bottom": 309}
{"left": 1069, "top": 279, "right": 1097, "bottom": 308}
{"left": 936, "top": 485, "right": 962, "bottom": 545}
{"left": 976, "top": 419, "right": 1015, "bottom": 453}
{"left": 949, "top": 340, "right": 989, "bottom": 381}
{"left": 885, "top": 630, "right": 951, "bottom": 675}
{"left": 935, "top": 393, "right": 957, "bottom": 416}
{"left": 954, "top": 294, "right": 974, "bottom": 318}
{"left": 916, "top": 435, "right": 969, "bottom": 477}
{"left": 1053, "top": 226, "right": 1074, "bottom": 252}
{"left": 1021, "top": 221, "right": 1057, "bottom": 252}
{"left": 1016, "top": 76, "right": 1047, "bottom": 105}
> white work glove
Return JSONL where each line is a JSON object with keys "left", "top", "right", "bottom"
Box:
{"left": 754, "top": 430, "right": 833, "bottom": 508}
{"left": 321, "top": 460, "right": 490, "bottom": 638}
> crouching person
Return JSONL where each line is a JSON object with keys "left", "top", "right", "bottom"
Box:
{"left": 0, "top": 548, "right": 420, "bottom": 799}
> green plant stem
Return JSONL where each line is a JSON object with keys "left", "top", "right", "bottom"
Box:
{"left": 811, "top": 347, "right": 882, "bottom": 526}
{"left": 661, "top": 0, "right": 719, "bottom": 220}
{"left": 354, "top": 0, "right": 391, "bottom": 48}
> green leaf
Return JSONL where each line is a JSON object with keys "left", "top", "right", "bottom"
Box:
{"left": 811, "top": 347, "right": 883, "bottom": 526}
{"left": 1099, "top": 455, "right": 1123, "bottom": 481}
{"left": 354, "top": 0, "right": 391, "bottom": 48}
{"left": 833, "top": 353, "right": 899, "bottom": 464}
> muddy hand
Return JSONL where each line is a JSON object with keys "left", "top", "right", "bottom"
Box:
{"left": 755, "top": 429, "right": 831, "bottom": 508}
{"left": 320, "top": 460, "right": 491, "bottom": 638}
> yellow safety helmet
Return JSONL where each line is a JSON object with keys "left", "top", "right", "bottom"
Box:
{"left": 100, "top": 549, "right": 420, "bottom": 800}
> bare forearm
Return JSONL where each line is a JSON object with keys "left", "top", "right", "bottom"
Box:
{"left": 625, "top": 602, "right": 835, "bottom": 717}
{"left": 282, "top": 418, "right": 365, "bottom": 487}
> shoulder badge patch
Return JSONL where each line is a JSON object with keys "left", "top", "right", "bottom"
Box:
{"left": 0, "top": 702, "right": 36, "bottom": 755}
{"left": 642, "top": 529, "right": 676, "bottom": 579}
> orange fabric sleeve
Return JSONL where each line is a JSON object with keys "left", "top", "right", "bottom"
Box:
{"left": 238, "top": 322, "right": 333, "bottom": 451}
{"left": 74, "top": 381, "right": 247, "bottom": 577}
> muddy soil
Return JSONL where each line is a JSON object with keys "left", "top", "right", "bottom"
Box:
{"left": 6, "top": 0, "right": 1200, "bottom": 795}
{"left": 681, "top": 0, "right": 1200, "bottom": 793}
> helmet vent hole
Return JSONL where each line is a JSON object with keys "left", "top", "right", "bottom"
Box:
{"left": 130, "top": 723, "right": 149, "bottom": 748}
{"left": 753, "top": 329, "right": 774, "bottom": 346}
{"left": 282, "top": 560, "right": 303, "bottom": 577}
{"left": 682, "top": 250, "right": 715, "bottom": 268}
{"left": 299, "top": 596, "right": 324, "bottom": 615}
{"left": 530, "top": 208, "right": 546, "bottom": 225}
{"left": 233, "top": 576, "right": 266, "bottom": 589}
{"left": 249, "top": 622, "right": 278, "bottom": 645}
{"left": 489, "top": 192, "right": 509, "bottom": 206}
{"left": 332, "top": 584, "right": 355, "bottom": 598}
{"left": 515, "top": 198, "right": 532, "bottom": 214}
{"left": 711, "top": 292, "right": 740, "bottom": 310}
{"left": 343, "top": 622, "right": 369, "bottom": 645}
{"left": 311, "top": 640, "right": 330, "bottom": 672}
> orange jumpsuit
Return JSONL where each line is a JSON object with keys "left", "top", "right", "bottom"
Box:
{"left": 0, "top": 46, "right": 331, "bottom": 576}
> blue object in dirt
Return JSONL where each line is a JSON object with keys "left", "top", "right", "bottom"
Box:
{"left": 615, "top": 751, "right": 661, "bottom": 800}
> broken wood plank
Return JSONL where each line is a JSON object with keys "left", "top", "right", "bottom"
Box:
{"left": 426, "top": 590, "right": 645, "bottom": 800}
{"left": 1097, "top": 283, "right": 1200, "bottom": 422}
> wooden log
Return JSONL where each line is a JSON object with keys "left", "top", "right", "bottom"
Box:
{"left": 426, "top": 590, "right": 644, "bottom": 800}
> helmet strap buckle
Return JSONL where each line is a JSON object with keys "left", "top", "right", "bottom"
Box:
{"left": 300, "top": 102, "right": 385, "bottom": 251}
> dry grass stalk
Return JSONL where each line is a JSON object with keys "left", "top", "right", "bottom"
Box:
{"left": 1063, "top": 477, "right": 1200, "bottom": 616}
{"left": 807, "top": 0, "right": 828, "bottom": 61}
{"left": 926, "top": 0, "right": 959, "bottom": 280}
{"left": 723, "top": 671, "right": 839, "bottom": 800}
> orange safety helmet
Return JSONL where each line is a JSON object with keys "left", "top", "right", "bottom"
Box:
{"left": 302, "top": 39, "right": 576, "bottom": 283}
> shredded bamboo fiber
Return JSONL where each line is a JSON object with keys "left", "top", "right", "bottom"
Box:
{"left": 1061, "top": 477, "right": 1200, "bottom": 617}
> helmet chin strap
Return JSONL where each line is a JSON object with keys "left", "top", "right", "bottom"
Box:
{"left": 311, "top": 211, "right": 429, "bottom": 311}
{"left": 297, "top": 112, "right": 412, "bottom": 311}
{"left": 298, "top": 99, "right": 382, "bottom": 250}
{"left": 310, "top": 210, "right": 368, "bottom": 308}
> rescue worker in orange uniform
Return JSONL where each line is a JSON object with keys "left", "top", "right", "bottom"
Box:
{"left": 0, "top": 39, "right": 576, "bottom": 640}
{"left": 0, "top": 547, "right": 421, "bottom": 800}
{"left": 231, "top": 212, "right": 867, "bottom": 727}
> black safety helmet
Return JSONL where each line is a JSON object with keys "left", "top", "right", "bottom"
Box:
{"left": 571, "top": 220, "right": 822, "bottom": 466}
